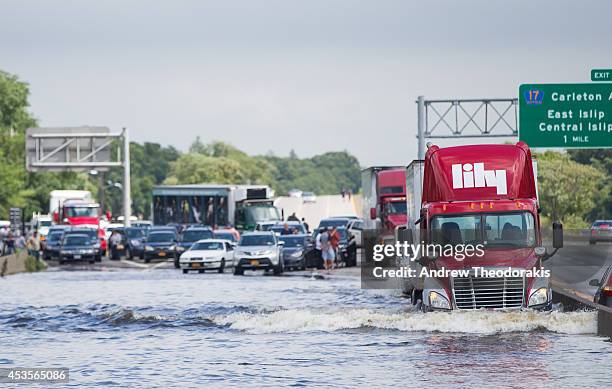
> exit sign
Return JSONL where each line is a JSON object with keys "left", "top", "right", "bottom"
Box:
{"left": 591, "top": 69, "right": 612, "bottom": 82}
{"left": 519, "top": 83, "right": 612, "bottom": 148}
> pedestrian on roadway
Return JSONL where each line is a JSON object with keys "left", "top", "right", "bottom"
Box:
{"left": 5, "top": 231, "right": 15, "bottom": 255}
{"left": 301, "top": 218, "right": 309, "bottom": 233}
{"left": 329, "top": 226, "right": 341, "bottom": 268}
{"left": 109, "top": 230, "right": 122, "bottom": 260}
{"left": 27, "top": 232, "right": 40, "bottom": 260}
{"left": 320, "top": 227, "right": 334, "bottom": 271}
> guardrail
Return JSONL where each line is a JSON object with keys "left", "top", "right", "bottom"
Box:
{"left": 0, "top": 251, "right": 28, "bottom": 277}
{"left": 552, "top": 284, "right": 612, "bottom": 339}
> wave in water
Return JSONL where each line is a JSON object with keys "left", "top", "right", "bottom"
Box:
{"left": 216, "top": 308, "right": 597, "bottom": 335}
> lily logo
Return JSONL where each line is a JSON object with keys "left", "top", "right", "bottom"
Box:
{"left": 452, "top": 163, "right": 508, "bottom": 195}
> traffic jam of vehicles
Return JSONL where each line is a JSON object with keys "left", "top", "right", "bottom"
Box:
{"left": 28, "top": 145, "right": 611, "bottom": 312}
{"left": 35, "top": 184, "right": 359, "bottom": 277}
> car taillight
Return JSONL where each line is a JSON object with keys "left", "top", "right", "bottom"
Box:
{"left": 603, "top": 286, "right": 612, "bottom": 297}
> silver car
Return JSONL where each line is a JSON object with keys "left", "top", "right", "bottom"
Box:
{"left": 233, "top": 232, "right": 284, "bottom": 275}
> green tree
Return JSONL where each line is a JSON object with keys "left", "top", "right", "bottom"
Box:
{"left": 568, "top": 149, "right": 612, "bottom": 220}
{"left": 537, "top": 151, "right": 604, "bottom": 228}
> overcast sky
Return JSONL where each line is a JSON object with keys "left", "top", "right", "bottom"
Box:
{"left": 2, "top": 0, "right": 611, "bottom": 166}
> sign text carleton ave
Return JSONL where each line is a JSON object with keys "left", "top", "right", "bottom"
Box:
{"left": 519, "top": 83, "right": 612, "bottom": 148}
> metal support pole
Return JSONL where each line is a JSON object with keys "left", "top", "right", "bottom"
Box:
{"left": 122, "top": 128, "right": 132, "bottom": 227}
{"left": 417, "top": 95, "right": 426, "bottom": 160}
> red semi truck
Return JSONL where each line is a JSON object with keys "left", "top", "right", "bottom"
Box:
{"left": 397, "top": 142, "right": 563, "bottom": 311}
{"left": 361, "top": 167, "right": 408, "bottom": 243}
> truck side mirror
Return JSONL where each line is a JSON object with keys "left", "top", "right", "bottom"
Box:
{"left": 552, "top": 222, "right": 563, "bottom": 249}
{"left": 369, "top": 207, "right": 377, "bottom": 220}
{"left": 589, "top": 279, "right": 600, "bottom": 287}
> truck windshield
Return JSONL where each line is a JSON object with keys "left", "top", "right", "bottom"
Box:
{"left": 430, "top": 212, "right": 535, "bottom": 248}
{"left": 386, "top": 202, "right": 407, "bottom": 215}
{"left": 245, "top": 206, "right": 281, "bottom": 223}
{"left": 65, "top": 207, "right": 98, "bottom": 218}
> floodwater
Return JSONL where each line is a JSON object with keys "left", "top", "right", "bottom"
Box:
{"left": 0, "top": 268, "right": 609, "bottom": 388}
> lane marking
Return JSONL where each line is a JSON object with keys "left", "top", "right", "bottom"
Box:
{"left": 119, "top": 259, "right": 149, "bottom": 269}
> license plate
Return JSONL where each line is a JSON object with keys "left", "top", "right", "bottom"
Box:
{"left": 191, "top": 262, "right": 201, "bottom": 268}
{"left": 74, "top": 254, "right": 81, "bottom": 259}
{"left": 117, "top": 244, "right": 124, "bottom": 250}
{"left": 250, "top": 260, "right": 259, "bottom": 266}
{"left": 159, "top": 252, "right": 166, "bottom": 257}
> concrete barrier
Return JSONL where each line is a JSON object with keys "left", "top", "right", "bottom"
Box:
{"left": 552, "top": 285, "right": 612, "bottom": 339}
{"left": 0, "top": 251, "right": 28, "bottom": 276}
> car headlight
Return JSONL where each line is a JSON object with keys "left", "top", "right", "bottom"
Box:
{"left": 145, "top": 245, "right": 154, "bottom": 251}
{"left": 290, "top": 250, "right": 303, "bottom": 258}
{"left": 130, "top": 239, "right": 141, "bottom": 246}
{"left": 261, "top": 249, "right": 273, "bottom": 255}
{"left": 528, "top": 287, "right": 549, "bottom": 307}
{"left": 169, "top": 245, "right": 176, "bottom": 251}
{"left": 235, "top": 250, "right": 246, "bottom": 256}
{"left": 177, "top": 246, "right": 186, "bottom": 251}
{"left": 429, "top": 291, "right": 451, "bottom": 310}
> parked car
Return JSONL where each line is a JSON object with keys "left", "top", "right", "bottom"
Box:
{"left": 279, "top": 234, "right": 311, "bottom": 270}
{"left": 131, "top": 220, "right": 152, "bottom": 229}
{"left": 213, "top": 228, "right": 240, "bottom": 243}
{"left": 591, "top": 266, "right": 612, "bottom": 308}
{"left": 347, "top": 219, "right": 364, "bottom": 247}
{"left": 65, "top": 227, "right": 103, "bottom": 261}
{"left": 143, "top": 231, "right": 177, "bottom": 263}
{"left": 42, "top": 230, "right": 65, "bottom": 260}
{"left": 288, "top": 189, "right": 303, "bottom": 198}
{"left": 233, "top": 232, "right": 284, "bottom": 275}
{"left": 174, "top": 227, "right": 214, "bottom": 267}
{"left": 269, "top": 221, "right": 307, "bottom": 235}
{"left": 59, "top": 234, "right": 96, "bottom": 265}
{"left": 336, "top": 226, "right": 358, "bottom": 267}
{"left": 179, "top": 239, "right": 235, "bottom": 274}
{"left": 254, "top": 221, "right": 277, "bottom": 232}
{"left": 124, "top": 227, "right": 147, "bottom": 259}
{"left": 149, "top": 226, "right": 179, "bottom": 239}
{"left": 313, "top": 217, "right": 351, "bottom": 239}
{"left": 302, "top": 192, "right": 317, "bottom": 203}
{"left": 589, "top": 220, "right": 612, "bottom": 244}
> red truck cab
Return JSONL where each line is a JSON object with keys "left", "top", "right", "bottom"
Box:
{"left": 377, "top": 169, "right": 408, "bottom": 231}
{"left": 400, "top": 142, "right": 562, "bottom": 311}
{"left": 57, "top": 199, "right": 107, "bottom": 252}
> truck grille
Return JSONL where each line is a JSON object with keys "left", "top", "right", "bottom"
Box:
{"left": 452, "top": 275, "right": 524, "bottom": 309}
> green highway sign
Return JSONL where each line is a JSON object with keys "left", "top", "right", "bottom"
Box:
{"left": 519, "top": 83, "right": 612, "bottom": 148}
{"left": 591, "top": 69, "right": 612, "bottom": 82}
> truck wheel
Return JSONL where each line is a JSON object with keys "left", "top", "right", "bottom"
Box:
{"left": 218, "top": 259, "right": 225, "bottom": 274}
{"left": 411, "top": 289, "right": 423, "bottom": 306}
{"left": 233, "top": 266, "right": 244, "bottom": 276}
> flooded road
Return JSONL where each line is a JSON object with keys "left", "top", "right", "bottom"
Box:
{"left": 0, "top": 269, "right": 609, "bottom": 388}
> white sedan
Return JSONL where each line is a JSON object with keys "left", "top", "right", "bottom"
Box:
{"left": 179, "top": 239, "right": 235, "bottom": 274}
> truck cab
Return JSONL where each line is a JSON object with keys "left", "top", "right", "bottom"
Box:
{"left": 399, "top": 142, "right": 562, "bottom": 311}
{"left": 362, "top": 167, "right": 407, "bottom": 243}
